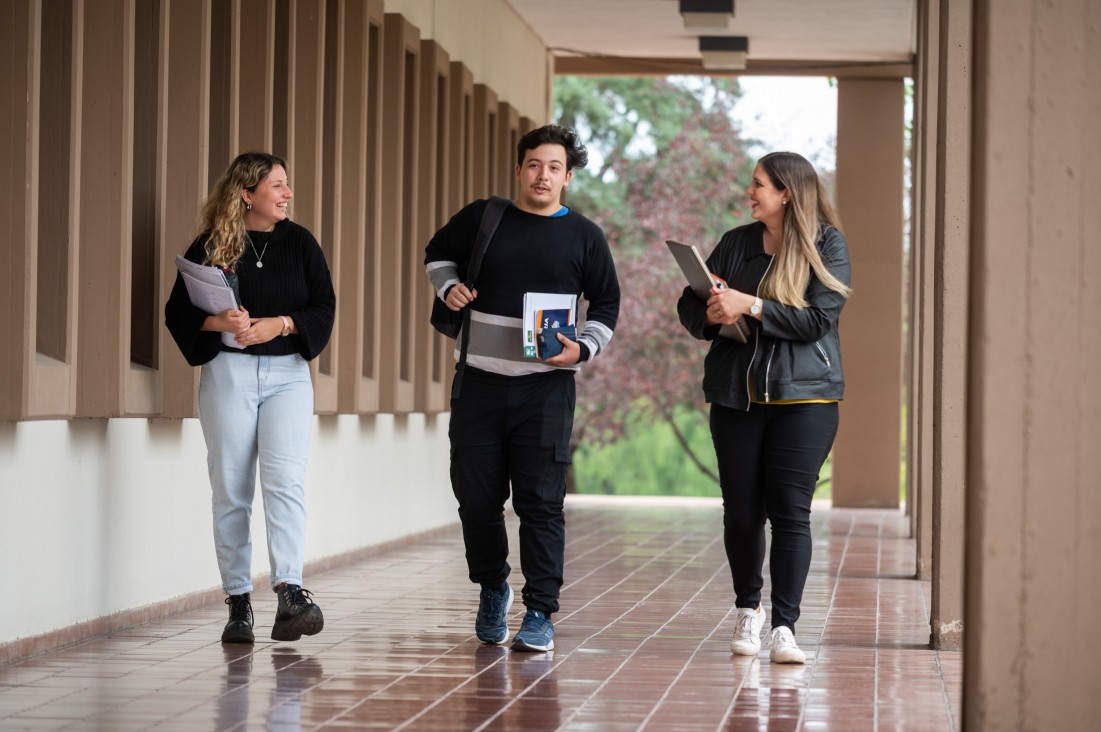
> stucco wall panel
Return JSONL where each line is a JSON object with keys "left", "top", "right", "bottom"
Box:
{"left": 966, "top": 0, "right": 1101, "bottom": 727}
{"left": 384, "top": 0, "right": 549, "bottom": 122}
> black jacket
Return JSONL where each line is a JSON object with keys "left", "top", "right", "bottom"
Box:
{"left": 677, "top": 221, "right": 851, "bottom": 410}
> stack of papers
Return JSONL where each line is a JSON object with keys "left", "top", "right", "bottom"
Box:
{"left": 522, "top": 292, "right": 577, "bottom": 359}
{"left": 175, "top": 255, "right": 245, "bottom": 349}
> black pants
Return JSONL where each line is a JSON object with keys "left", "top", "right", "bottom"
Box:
{"left": 449, "top": 366, "right": 575, "bottom": 615}
{"left": 710, "top": 401, "right": 839, "bottom": 631}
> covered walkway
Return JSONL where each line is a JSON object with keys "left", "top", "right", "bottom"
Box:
{"left": 0, "top": 497, "right": 960, "bottom": 730}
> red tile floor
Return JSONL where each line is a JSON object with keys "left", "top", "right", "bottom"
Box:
{"left": 0, "top": 496, "right": 961, "bottom": 731}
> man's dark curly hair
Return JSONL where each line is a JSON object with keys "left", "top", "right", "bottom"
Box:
{"left": 516, "top": 124, "right": 589, "bottom": 171}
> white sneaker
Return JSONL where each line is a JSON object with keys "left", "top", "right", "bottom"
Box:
{"left": 768, "top": 626, "right": 806, "bottom": 664}
{"left": 730, "top": 605, "right": 765, "bottom": 655}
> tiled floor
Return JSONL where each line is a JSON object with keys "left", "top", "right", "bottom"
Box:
{"left": 0, "top": 496, "right": 960, "bottom": 731}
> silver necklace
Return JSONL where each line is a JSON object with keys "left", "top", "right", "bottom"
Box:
{"left": 247, "top": 234, "right": 269, "bottom": 268}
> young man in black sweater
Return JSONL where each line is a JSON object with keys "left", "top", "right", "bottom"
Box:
{"left": 424, "top": 125, "right": 620, "bottom": 652}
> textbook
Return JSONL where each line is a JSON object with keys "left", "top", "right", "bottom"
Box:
{"left": 522, "top": 292, "right": 577, "bottom": 359}
{"left": 665, "top": 239, "right": 749, "bottom": 343}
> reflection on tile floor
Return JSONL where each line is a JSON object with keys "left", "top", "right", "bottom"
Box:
{"left": 0, "top": 496, "right": 960, "bottom": 731}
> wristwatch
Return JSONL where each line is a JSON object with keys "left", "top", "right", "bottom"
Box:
{"left": 279, "top": 315, "right": 291, "bottom": 337}
{"left": 750, "top": 297, "right": 763, "bottom": 317}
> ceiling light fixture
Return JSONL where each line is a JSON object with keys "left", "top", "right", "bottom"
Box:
{"left": 679, "top": 0, "right": 735, "bottom": 31}
{"left": 699, "top": 36, "right": 749, "bottom": 70}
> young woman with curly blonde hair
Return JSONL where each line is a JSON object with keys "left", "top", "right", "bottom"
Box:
{"left": 165, "top": 152, "right": 336, "bottom": 644}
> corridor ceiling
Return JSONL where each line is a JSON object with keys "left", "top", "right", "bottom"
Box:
{"left": 505, "top": 0, "right": 916, "bottom": 73}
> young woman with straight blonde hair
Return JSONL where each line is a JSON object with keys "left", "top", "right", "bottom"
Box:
{"left": 165, "top": 152, "right": 336, "bottom": 644}
{"left": 678, "top": 151, "right": 852, "bottom": 664}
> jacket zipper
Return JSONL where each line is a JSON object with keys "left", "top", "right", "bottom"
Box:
{"left": 814, "top": 341, "right": 831, "bottom": 367}
{"left": 744, "top": 255, "right": 776, "bottom": 409}
{"left": 764, "top": 341, "right": 777, "bottom": 402}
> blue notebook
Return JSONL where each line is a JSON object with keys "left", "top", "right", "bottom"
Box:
{"left": 536, "top": 308, "right": 575, "bottom": 359}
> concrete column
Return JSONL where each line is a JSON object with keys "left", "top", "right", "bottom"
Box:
{"left": 929, "top": 0, "right": 970, "bottom": 652}
{"left": 290, "top": 0, "right": 337, "bottom": 412}
{"left": 0, "top": 0, "right": 35, "bottom": 420}
{"left": 965, "top": 0, "right": 1101, "bottom": 727}
{"left": 159, "top": 0, "right": 210, "bottom": 418}
{"left": 911, "top": 0, "right": 939, "bottom": 580}
{"left": 378, "top": 13, "right": 420, "bottom": 413}
{"left": 76, "top": 0, "right": 133, "bottom": 417}
{"left": 236, "top": 0, "right": 274, "bottom": 154}
{"left": 833, "top": 78, "right": 905, "bottom": 508}
{"left": 414, "top": 40, "right": 451, "bottom": 413}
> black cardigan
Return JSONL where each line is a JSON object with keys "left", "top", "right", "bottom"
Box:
{"left": 164, "top": 220, "right": 336, "bottom": 366}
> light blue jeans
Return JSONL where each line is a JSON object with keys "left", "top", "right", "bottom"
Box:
{"left": 198, "top": 351, "right": 314, "bottom": 595}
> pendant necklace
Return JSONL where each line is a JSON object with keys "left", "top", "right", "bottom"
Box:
{"left": 247, "top": 234, "right": 269, "bottom": 268}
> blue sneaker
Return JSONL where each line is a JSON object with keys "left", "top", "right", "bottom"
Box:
{"left": 511, "top": 609, "right": 555, "bottom": 652}
{"left": 475, "top": 582, "right": 513, "bottom": 644}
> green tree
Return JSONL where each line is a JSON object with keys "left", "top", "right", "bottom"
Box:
{"left": 553, "top": 77, "right": 757, "bottom": 491}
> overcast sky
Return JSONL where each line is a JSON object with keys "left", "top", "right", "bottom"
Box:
{"left": 731, "top": 76, "right": 838, "bottom": 172}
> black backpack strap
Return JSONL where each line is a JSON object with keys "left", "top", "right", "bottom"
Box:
{"left": 452, "top": 196, "right": 510, "bottom": 400}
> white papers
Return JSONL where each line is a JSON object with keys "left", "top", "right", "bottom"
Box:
{"left": 175, "top": 255, "right": 245, "bottom": 349}
{"left": 522, "top": 292, "right": 577, "bottom": 359}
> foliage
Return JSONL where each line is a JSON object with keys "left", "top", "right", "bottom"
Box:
{"left": 555, "top": 77, "right": 756, "bottom": 479}
{"left": 572, "top": 403, "right": 720, "bottom": 497}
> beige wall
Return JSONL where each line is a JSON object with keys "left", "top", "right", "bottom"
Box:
{"left": 0, "top": 0, "right": 551, "bottom": 657}
{"left": 0, "top": 0, "right": 551, "bottom": 423}
{"left": 965, "top": 0, "right": 1101, "bottom": 727}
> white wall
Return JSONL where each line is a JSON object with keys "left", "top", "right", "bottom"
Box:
{"left": 0, "top": 413, "right": 456, "bottom": 646}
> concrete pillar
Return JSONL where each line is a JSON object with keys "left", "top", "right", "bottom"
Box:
{"left": 910, "top": 0, "right": 939, "bottom": 581}
{"left": 928, "top": 0, "right": 970, "bottom": 652}
{"left": 159, "top": 0, "right": 210, "bottom": 418}
{"left": 965, "top": 0, "right": 1101, "bottom": 727}
{"left": 833, "top": 78, "right": 905, "bottom": 508}
{"left": 0, "top": 0, "right": 35, "bottom": 420}
{"left": 76, "top": 0, "right": 133, "bottom": 417}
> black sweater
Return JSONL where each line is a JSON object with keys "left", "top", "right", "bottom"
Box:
{"left": 165, "top": 220, "right": 336, "bottom": 366}
{"left": 424, "top": 200, "right": 620, "bottom": 373}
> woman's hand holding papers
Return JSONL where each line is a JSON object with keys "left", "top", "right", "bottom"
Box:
{"left": 203, "top": 307, "right": 251, "bottom": 339}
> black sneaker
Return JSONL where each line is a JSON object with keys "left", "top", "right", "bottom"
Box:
{"left": 221, "top": 593, "right": 254, "bottom": 644}
{"left": 271, "top": 584, "right": 324, "bottom": 642}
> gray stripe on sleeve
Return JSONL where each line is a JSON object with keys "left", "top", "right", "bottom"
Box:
{"left": 577, "top": 319, "right": 614, "bottom": 360}
{"left": 426, "top": 260, "right": 459, "bottom": 298}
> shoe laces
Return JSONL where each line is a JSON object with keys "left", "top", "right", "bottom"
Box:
{"left": 281, "top": 585, "right": 315, "bottom": 609}
{"left": 520, "top": 610, "right": 547, "bottom": 633}
{"left": 226, "top": 594, "right": 252, "bottom": 622}
{"left": 734, "top": 609, "right": 757, "bottom": 637}
{"left": 773, "top": 627, "right": 797, "bottom": 650}
{"left": 479, "top": 586, "right": 507, "bottom": 619}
